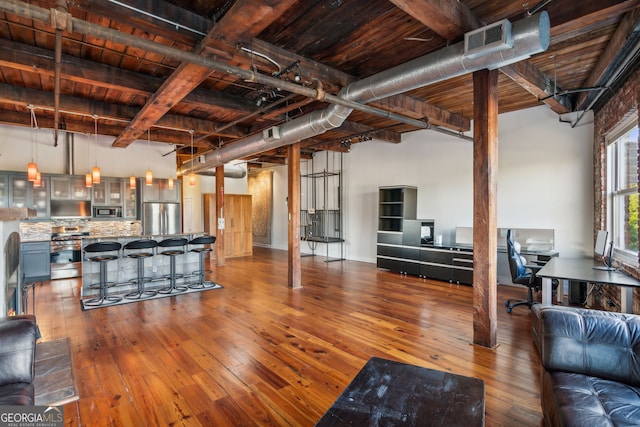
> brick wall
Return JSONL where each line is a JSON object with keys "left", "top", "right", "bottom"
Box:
{"left": 592, "top": 69, "right": 640, "bottom": 312}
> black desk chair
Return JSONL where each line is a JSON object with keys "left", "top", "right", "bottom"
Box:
{"left": 505, "top": 230, "right": 542, "bottom": 313}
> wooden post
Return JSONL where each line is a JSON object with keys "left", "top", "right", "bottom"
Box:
{"left": 215, "top": 165, "right": 225, "bottom": 267}
{"left": 472, "top": 68, "right": 498, "bottom": 348}
{"left": 288, "top": 143, "right": 302, "bottom": 288}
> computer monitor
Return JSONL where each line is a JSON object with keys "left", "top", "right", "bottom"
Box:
{"left": 594, "top": 230, "right": 608, "bottom": 257}
{"left": 594, "top": 230, "right": 614, "bottom": 270}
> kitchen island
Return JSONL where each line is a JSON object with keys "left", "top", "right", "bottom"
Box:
{"left": 80, "top": 232, "right": 208, "bottom": 298}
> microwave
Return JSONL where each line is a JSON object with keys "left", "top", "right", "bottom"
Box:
{"left": 93, "top": 206, "right": 122, "bottom": 218}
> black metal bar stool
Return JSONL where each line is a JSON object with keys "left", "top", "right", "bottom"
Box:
{"left": 188, "top": 235, "right": 216, "bottom": 289}
{"left": 157, "top": 237, "right": 188, "bottom": 294}
{"left": 123, "top": 239, "right": 158, "bottom": 299}
{"left": 83, "top": 241, "right": 122, "bottom": 306}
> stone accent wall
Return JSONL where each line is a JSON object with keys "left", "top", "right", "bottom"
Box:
{"left": 592, "top": 69, "right": 640, "bottom": 312}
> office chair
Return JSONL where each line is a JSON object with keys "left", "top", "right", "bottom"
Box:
{"left": 505, "top": 229, "right": 542, "bottom": 313}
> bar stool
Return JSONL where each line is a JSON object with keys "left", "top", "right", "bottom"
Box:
{"left": 83, "top": 241, "right": 122, "bottom": 306}
{"left": 157, "top": 237, "right": 188, "bottom": 294}
{"left": 188, "top": 235, "right": 216, "bottom": 289}
{"left": 123, "top": 239, "right": 158, "bottom": 300}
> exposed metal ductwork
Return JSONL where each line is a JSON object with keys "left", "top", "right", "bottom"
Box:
{"left": 179, "top": 12, "right": 550, "bottom": 174}
{"left": 198, "top": 165, "right": 247, "bottom": 179}
{"left": 64, "top": 131, "right": 74, "bottom": 175}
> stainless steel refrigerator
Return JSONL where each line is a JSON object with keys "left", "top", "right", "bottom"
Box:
{"left": 142, "top": 202, "right": 182, "bottom": 235}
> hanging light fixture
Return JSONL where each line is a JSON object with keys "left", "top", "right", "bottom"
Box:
{"left": 92, "top": 115, "right": 101, "bottom": 184}
{"left": 189, "top": 130, "right": 196, "bottom": 187}
{"left": 146, "top": 129, "right": 153, "bottom": 185}
{"left": 168, "top": 177, "right": 174, "bottom": 189}
{"left": 85, "top": 118, "right": 92, "bottom": 187}
{"left": 33, "top": 171, "right": 42, "bottom": 187}
{"left": 129, "top": 175, "right": 136, "bottom": 189}
{"left": 27, "top": 105, "right": 38, "bottom": 181}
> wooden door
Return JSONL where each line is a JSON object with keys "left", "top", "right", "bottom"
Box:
{"left": 204, "top": 193, "right": 252, "bottom": 258}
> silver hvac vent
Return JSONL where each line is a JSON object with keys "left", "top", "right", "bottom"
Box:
{"left": 464, "top": 19, "right": 513, "bottom": 59}
{"left": 263, "top": 126, "right": 281, "bottom": 142}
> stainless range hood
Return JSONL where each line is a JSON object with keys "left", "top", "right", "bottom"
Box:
{"left": 50, "top": 199, "right": 92, "bottom": 219}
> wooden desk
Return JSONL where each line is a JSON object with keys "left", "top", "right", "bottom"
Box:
{"left": 315, "top": 357, "right": 485, "bottom": 426}
{"left": 537, "top": 258, "right": 640, "bottom": 313}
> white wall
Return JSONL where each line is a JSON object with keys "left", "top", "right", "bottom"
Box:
{"left": 263, "top": 106, "right": 594, "bottom": 261}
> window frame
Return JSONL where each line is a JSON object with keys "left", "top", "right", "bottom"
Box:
{"left": 606, "top": 114, "right": 639, "bottom": 267}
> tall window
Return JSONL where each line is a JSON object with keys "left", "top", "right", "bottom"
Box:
{"left": 607, "top": 116, "right": 639, "bottom": 262}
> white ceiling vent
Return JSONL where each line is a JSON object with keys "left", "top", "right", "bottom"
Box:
{"left": 263, "top": 126, "right": 281, "bottom": 142}
{"left": 464, "top": 19, "right": 513, "bottom": 59}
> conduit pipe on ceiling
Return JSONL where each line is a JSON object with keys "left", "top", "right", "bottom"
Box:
{"left": 0, "top": 0, "right": 431, "bottom": 132}
{"left": 179, "top": 11, "right": 550, "bottom": 173}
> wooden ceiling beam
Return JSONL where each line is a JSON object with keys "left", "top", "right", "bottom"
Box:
{"left": 0, "top": 83, "right": 245, "bottom": 141}
{"left": 111, "top": 0, "right": 299, "bottom": 148}
{"left": 0, "top": 110, "right": 201, "bottom": 147}
{"left": 391, "top": 0, "right": 572, "bottom": 115}
{"left": 386, "top": 0, "right": 482, "bottom": 39}
{"left": 575, "top": 7, "right": 640, "bottom": 110}
{"left": 0, "top": 38, "right": 256, "bottom": 115}
{"left": 249, "top": 38, "right": 470, "bottom": 132}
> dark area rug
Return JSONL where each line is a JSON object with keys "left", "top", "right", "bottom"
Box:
{"left": 80, "top": 283, "right": 223, "bottom": 311}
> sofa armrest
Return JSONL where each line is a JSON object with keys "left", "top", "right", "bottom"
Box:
{"left": 538, "top": 306, "right": 640, "bottom": 387}
{"left": 0, "top": 315, "right": 37, "bottom": 386}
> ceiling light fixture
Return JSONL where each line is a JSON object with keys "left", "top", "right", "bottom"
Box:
{"left": 130, "top": 175, "right": 136, "bottom": 190}
{"left": 92, "top": 115, "right": 101, "bottom": 184}
{"left": 27, "top": 105, "right": 38, "bottom": 181}
{"left": 146, "top": 129, "right": 153, "bottom": 185}
{"left": 189, "top": 130, "right": 196, "bottom": 187}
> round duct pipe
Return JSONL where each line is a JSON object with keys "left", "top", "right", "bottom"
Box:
{"left": 197, "top": 165, "right": 247, "bottom": 179}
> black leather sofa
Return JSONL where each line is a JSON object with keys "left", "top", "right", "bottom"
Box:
{"left": 0, "top": 315, "right": 37, "bottom": 405}
{"left": 532, "top": 304, "right": 640, "bottom": 427}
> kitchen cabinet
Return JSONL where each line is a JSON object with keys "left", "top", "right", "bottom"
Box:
{"left": 123, "top": 185, "right": 136, "bottom": 219}
{"left": 0, "top": 174, "right": 7, "bottom": 208}
{"left": 51, "top": 175, "right": 91, "bottom": 200}
{"left": 93, "top": 179, "right": 122, "bottom": 206}
{"left": 140, "top": 179, "right": 181, "bottom": 203}
{"left": 20, "top": 241, "right": 51, "bottom": 283}
{"left": 9, "top": 173, "right": 49, "bottom": 219}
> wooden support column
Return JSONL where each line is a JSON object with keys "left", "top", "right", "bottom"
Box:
{"left": 472, "top": 68, "right": 498, "bottom": 348}
{"left": 288, "top": 143, "right": 302, "bottom": 288}
{"left": 215, "top": 165, "right": 225, "bottom": 267}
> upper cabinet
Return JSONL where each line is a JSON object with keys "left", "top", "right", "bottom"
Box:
{"left": 140, "top": 179, "right": 181, "bottom": 203}
{"left": 0, "top": 174, "right": 7, "bottom": 208}
{"left": 93, "top": 179, "right": 123, "bottom": 206}
{"left": 51, "top": 175, "right": 91, "bottom": 200}
{"left": 123, "top": 185, "right": 136, "bottom": 219}
{"left": 9, "top": 173, "right": 49, "bottom": 219}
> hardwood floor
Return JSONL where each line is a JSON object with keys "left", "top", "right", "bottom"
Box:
{"left": 34, "top": 246, "right": 544, "bottom": 426}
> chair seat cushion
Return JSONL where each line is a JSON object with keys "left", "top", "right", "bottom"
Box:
{"left": 0, "top": 382, "right": 34, "bottom": 406}
{"left": 89, "top": 255, "right": 118, "bottom": 262}
{"left": 190, "top": 248, "right": 212, "bottom": 253}
{"left": 543, "top": 370, "right": 640, "bottom": 427}
{"left": 128, "top": 253, "right": 153, "bottom": 259}
{"left": 161, "top": 250, "right": 184, "bottom": 256}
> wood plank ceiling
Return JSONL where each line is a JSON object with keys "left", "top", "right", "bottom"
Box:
{"left": 0, "top": 0, "right": 638, "bottom": 170}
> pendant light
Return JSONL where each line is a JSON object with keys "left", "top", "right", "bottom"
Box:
{"left": 129, "top": 175, "right": 136, "bottom": 189}
{"left": 85, "top": 119, "right": 92, "bottom": 187}
{"left": 188, "top": 130, "right": 196, "bottom": 187}
{"left": 146, "top": 129, "right": 153, "bottom": 185}
{"left": 92, "top": 115, "right": 101, "bottom": 184}
{"left": 33, "top": 171, "right": 42, "bottom": 187}
{"left": 27, "top": 105, "right": 38, "bottom": 181}
{"left": 168, "top": 177, "right": 174, "bottom": 189}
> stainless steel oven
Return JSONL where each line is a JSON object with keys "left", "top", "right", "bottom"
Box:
{"left": 50, "top": 226, "right": 89, "bottom": 280}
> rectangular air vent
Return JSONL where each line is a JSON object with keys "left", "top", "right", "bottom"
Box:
{"left": 464, "top": 19, "right": 513, "bottom": 59}
{"left": 263, "top": 126, "right": 281, "bottom": 141}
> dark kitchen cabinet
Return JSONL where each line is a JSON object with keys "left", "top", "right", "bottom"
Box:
{"left": 20, "top": 241, "right": 51, "bottom": 283}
